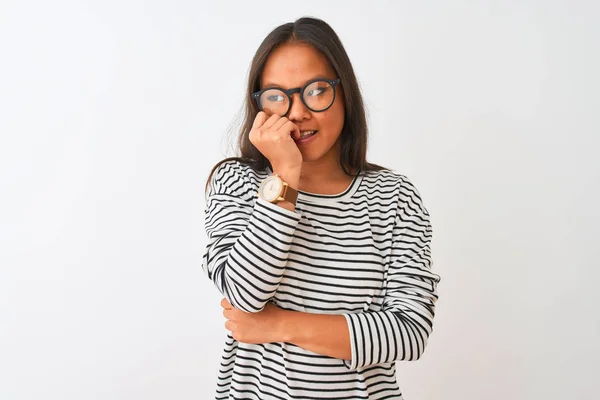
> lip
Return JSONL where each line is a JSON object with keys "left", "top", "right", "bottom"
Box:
{"left": 295, "top": 130, "right": 318, "bottom": 145}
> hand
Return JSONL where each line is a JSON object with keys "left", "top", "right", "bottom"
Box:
{"left": 249, "top": 112, "right": 303, "bottom": 173}
{"left": 221, "top": 298, "right": 287, "bottom": 344}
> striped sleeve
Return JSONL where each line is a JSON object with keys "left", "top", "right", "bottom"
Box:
{"left": 201, "top": 161, "right": 301, "bottom": 313}
{"left": 342, "top": 177, "right": 441, "bottom": 369}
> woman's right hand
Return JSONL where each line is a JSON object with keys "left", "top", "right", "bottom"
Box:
{"left": 249, "top": 112, "right": 303, "bottom": 173}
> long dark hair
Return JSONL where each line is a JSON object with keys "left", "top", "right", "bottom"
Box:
{"left": 205, "top": 17, "right": 388, "bottom": 191}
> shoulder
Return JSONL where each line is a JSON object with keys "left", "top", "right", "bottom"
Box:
{"left": 208, "top": 159, "right": 268, "bottom": 198}
{"left": 211, "top": 159, "right": 259, "bottom": 182}
{"left": 361, "top": 168, "right": 421, "bottom": 197}
{"left": 361, "top": 168, "right": 427, "bottom": 215}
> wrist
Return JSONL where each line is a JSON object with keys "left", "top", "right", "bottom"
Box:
{"left": 272, "top": 165, "right": 301, "bottom": 189}
{"left": 276, "top": 201, "right": 295, "bottom": 212}
{"left": 280, "top": 309, "right": 301, "bottom": 343}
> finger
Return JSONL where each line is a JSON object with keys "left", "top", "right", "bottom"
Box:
{"left": 251, "top": 111, "right": 270, "bottom": 130}
{"left": 222, "top": 309, "right": 233, "bottom": 319}
{"left": 270, "top": 116, "right": 290, "bottom": 132}
{"left": 282, "top": 121, "right": 301, "bottom": 140}
{"left": 261, "top": 113, "right": 283, "bottom": 130}
{"left": 220, "top": 298, "right": 232, "bottom": 309}
{"left": 224, "top": 320, "right": 236, "bottom": 331}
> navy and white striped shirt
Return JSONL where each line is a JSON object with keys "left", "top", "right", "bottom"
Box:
{"left": 202, "top": 160, "right": 440, "bottom": 399}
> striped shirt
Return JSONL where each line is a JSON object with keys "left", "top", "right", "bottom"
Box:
{"left": 202, "top": 160, "right": 440, "bottom": 400}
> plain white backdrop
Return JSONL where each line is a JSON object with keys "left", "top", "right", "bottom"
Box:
{"left": 1, "top": 1, "right": 599, "bottom": 399}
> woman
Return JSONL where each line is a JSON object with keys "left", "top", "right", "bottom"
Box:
{"left": 202, "top": 16, "right": 441, "bottom": 400}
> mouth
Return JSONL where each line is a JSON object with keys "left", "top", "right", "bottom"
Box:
{"left": 295, "top": 130, "right": 318, "bottom": 142}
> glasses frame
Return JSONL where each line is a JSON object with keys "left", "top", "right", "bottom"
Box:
{"left": 252, "top": 78, "right": 341, "bottom": 116}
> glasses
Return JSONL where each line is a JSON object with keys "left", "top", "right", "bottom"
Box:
{"left": 252, "top": 78, "right": 341, "bottom": 116}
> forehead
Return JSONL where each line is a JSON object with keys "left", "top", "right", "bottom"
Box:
{"left": 260, "top": 43, "right": 336, "bottom": 88}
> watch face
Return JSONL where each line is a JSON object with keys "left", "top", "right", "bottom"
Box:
{"left": 259, "top": 176, "right": 282, "bottom": 201}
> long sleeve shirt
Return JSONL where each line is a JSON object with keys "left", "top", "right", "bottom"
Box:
{"left": 201, "top": 160, "right": 441, "bottom": 400}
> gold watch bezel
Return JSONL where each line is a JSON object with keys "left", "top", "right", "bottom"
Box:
{"left": 258, "top": 174, "right": 287, "bottom": 203}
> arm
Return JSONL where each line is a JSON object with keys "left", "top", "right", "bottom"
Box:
{"left": 281, "top": 312, "right": 351, "bottom": 360}
{"left": 281, "top": 178, "right": 440, "bottom": 369}
{"left": 202, "top": 161, "right": 301, "bottom": 313}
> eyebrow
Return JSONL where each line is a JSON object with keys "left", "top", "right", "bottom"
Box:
{"left": 261, "top": 75, "right": 332, "bottom": 89}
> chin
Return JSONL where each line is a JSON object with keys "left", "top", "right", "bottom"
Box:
{"left": 298, "top": 133, "right": 341, "bottom": 163}
{"left": 301, "top": 148, "right": 336, "bottom": 164}
{"left": 299, "top": 152, "right": 319, "bottom": 163}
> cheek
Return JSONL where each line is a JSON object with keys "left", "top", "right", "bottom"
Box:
{"left": 315, "top": 92, "right": 345, "bottom": 130}
{"left": 323, "top": 101, "right": 345, "bottom": 135}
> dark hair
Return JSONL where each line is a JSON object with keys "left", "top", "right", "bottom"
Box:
{"left": 205, "top": 16, "right": 388, "bottom": 191}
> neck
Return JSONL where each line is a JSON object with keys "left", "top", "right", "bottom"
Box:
{"left": 299, "top": 152, "right": 353, "bottom": 183}
{"left": 301, "top": 162, "right": 345, "bottom": 182}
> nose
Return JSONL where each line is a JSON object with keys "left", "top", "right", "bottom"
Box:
{"left": 286, "top": 92, "right": 311, "bottom": 122}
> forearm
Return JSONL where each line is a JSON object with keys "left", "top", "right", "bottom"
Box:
{"left": 281, "top": 310, "right": 351, "bottom": 360}
{"left": 279, "top": 306, "right": 436, "bottom": 370}
{"left": 204, "top": 205, "right": 300, "bottom": 312}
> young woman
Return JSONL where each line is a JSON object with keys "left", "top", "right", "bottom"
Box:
{"left": 202, "top": 17, "right": 441, "bottom": 400}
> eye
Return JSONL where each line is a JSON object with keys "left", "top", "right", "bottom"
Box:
{"left": 266, "top": 94, "right": 286, "bottom": 102}
{"left": 306, "top": 87, "right": 327, "bottom": 97}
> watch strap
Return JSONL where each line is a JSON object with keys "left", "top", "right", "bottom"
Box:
{"left": 282, "top": 184, "right": 298, "bottom": 206}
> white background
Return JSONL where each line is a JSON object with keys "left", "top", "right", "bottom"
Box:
{"left": 1, "top": 1, "right": 599, "bottom": 399}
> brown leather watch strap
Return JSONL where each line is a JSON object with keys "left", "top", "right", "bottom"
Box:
{"left": 283, "top": 184, "right": 298, "bottom": 205}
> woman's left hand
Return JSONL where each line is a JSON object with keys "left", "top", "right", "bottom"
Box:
{"left": 221, "top": 298, "right": 289, "bottom": 344}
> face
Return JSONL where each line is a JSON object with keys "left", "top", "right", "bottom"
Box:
{"left": 259, "top": 42, "right": 345, "bottom": 165}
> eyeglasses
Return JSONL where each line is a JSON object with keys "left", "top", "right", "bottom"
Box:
{"left": 252, "top": 78, "right": 341, "bottom": 116}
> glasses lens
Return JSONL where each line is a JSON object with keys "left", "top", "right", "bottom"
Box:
{"left": 259, "top": 89, "right": 289, "bottom": 116}
{"left": 302, "top": 80, "right": 335, "bottom": 111}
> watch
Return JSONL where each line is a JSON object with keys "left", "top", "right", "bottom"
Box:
{"left": 257, "top": 174, "right": 298, "bottom": 206}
